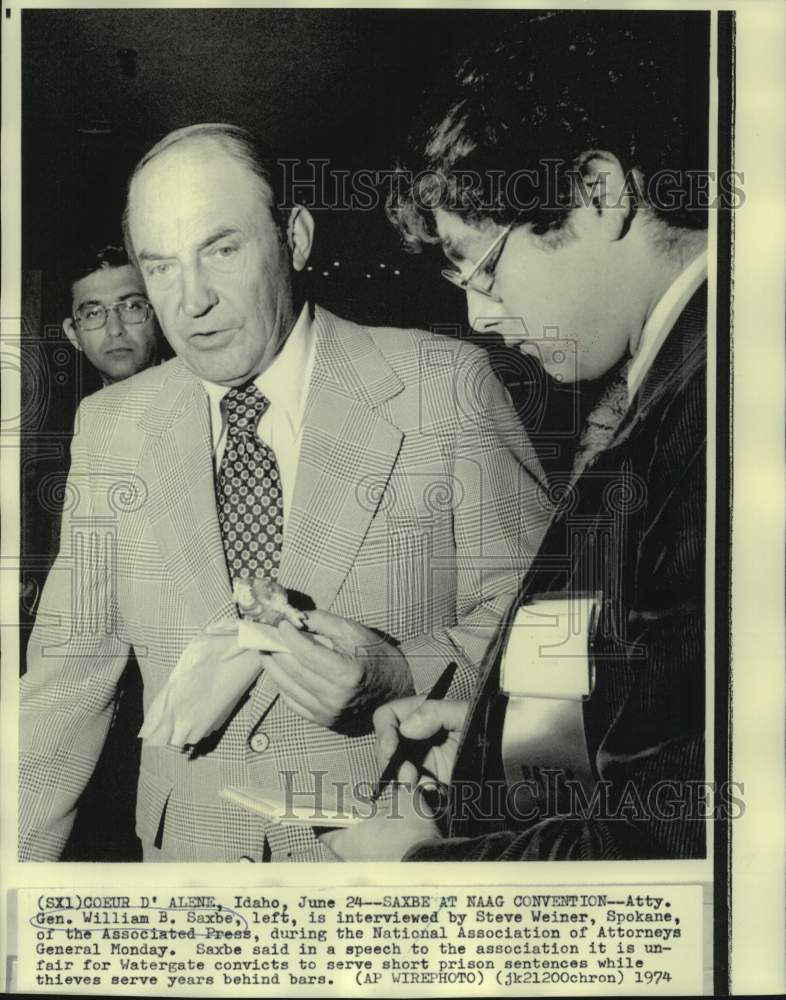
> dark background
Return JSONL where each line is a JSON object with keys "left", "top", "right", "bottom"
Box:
{"left": 19, "top": 7, "right": 709, "bottom": 861}
{"left": 24, "top": 6, "right": 541, "bottom": 328}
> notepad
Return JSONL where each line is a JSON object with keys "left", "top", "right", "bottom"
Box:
{"left": 220, "top": 786, "right": 363, "bottom": 827}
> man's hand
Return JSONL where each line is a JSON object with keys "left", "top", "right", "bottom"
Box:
{"left": 265, "top": 610, "right": 414, "bottom": 731}
{"left": 321, "top": 698, "right": 469, "bottom": 861}
{"left": 320, "top": 783, "right": 442, "bottom": 862}
{"left": 374, "top": 696, "right": 469, "bottom": 786}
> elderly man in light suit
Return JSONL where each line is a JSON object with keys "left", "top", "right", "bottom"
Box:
{"left": 20, "top": 123, "right": 549, "bottom": 863}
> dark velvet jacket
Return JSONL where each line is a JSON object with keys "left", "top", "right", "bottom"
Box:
{"left": 409, "top": 284, "right": 708, "bottom": 861}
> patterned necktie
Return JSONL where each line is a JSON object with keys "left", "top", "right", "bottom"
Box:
{"left": 216, "top": 382, "right": 284, "bottom": 583}
{"left": 571, "top": 360, "right": 632, "bottom": 480}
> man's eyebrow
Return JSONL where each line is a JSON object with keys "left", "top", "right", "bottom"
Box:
{"left": 74, "top": 291, "right": 146, "bottom": 313}
{"left": 197, "top": 228, "right": 241, "bottom": 253}
{"left": 76, "top": 292, "right": 144, "bottom": 305}
{"left": 137, "top": 249, "right": 172, "bottom": 262}
{"left": 137, "top": 228, "right": 241, "bottom": 262}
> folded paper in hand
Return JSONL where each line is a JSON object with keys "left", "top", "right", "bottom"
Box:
{"left": 237, "top": 618, "right": 333, "bottom": 654}
{"left": 237, "top": 618, "right": 289, "bottom": 654}
{"left": 139, "top": 618, "right": 331, "bottom": 748}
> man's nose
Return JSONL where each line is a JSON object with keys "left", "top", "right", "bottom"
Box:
{"left": 466, "top": 289, "right": 507, "bottom": 333}
{"left": 105, "top": 306, "right": 125, "bottom": 337}
{"left": 180, "top": 262, "right": 218, "bottom": 318}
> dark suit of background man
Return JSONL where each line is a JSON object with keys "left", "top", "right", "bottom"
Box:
{"left": 55, "top": 244, "right": 160, "bottom": 860}
{"left": 325, "top": 10, "right": 710, "bottom": 862}
{"left": 20, "top": 124, "right": 549, "bottom": 862}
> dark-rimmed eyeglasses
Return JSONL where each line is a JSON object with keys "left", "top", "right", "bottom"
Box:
{"left": 74, "top": 296, "right": 153, "bottom": 332}
{"left": 441, "top": 225, "right": 512, "bottom": 300}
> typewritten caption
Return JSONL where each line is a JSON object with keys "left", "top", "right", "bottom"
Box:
{"left": 16, "top": 884, "right": 703, "bottom": 995}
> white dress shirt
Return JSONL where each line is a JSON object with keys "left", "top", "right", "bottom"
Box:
{"left": 627, "top": 249, "right": 708, "bottom": 402}
{"left": 201, "top": 304, "right": 316, "bottom": 527}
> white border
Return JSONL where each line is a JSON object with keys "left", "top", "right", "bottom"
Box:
{"left": 1, "top": 2, "right": 784, "bottom": 996}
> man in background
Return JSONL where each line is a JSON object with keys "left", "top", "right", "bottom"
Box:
{"left": 62, "top": 244, "right": 159, "bottom": 387}
{"left": 58, "top": 246, "right": 160, "bottom": 859}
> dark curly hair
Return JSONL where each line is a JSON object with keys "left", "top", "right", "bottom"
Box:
{"left": 388, "top": 11, "right": 710, "bottom": 250}
{"left": 70, "top": 244, "right": 132, "bottom": 287}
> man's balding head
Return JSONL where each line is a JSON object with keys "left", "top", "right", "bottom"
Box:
{"left": 123, "top": 124, "right": 287, "bottom": 265}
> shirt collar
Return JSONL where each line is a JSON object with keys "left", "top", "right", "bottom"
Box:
{"left": 201, "top": 303, "right": 314, "bottom": 435}
{"left": 627, "top": 249, "right": 708, "bottom": 402}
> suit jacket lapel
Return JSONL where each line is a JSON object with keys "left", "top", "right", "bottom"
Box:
{"left": 609, "top": 281, "right": 708, "bottom": 452}
{"left": 138, "top": 362, "right": 235, "bottom": 629}
{"left": 528, "top": 287, "right": 706, "bottom": 595}
{"left": 278, "top": 307, "right": 405, "bottom": 611}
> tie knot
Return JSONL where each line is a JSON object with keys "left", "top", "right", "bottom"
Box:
{"left": 223, "top": 382, "right": 270, "bottom": 433}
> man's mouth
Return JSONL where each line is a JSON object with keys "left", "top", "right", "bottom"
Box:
{"left": 189, "top": 328, "right": 235, "bottom": 348}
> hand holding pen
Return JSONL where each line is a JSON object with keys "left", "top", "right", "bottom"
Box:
{"left": 370, "top": 663, "right": 468, "bottom": 800}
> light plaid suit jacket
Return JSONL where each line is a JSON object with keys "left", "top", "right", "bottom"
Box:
{"left": 20, "top": 307, "right": 551, "bottom": 862}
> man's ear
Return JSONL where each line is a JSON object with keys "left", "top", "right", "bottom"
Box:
{"left": 287, "top": 206, "right": 315, "bottom": 272}
{"left": 62, "top": 317, "right": 82, "bottom": 351}
{"left": 572, "top": 151, "right": 639, "bottom": 241}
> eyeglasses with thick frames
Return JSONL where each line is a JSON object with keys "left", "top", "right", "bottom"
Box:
{"left": 74, "top": 296, "right": 153, "bottom": 332}
{"left": 441, "top": 225, "right": 512, "bottom": 299}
